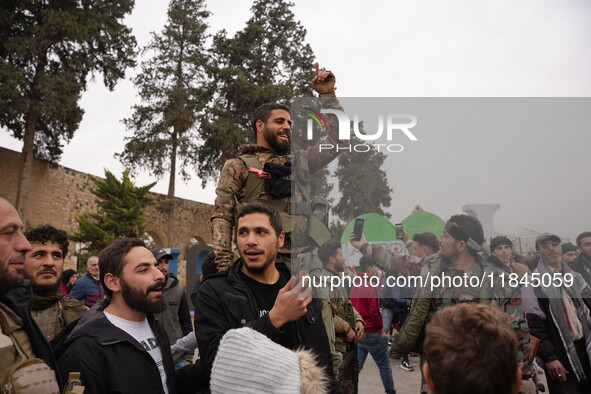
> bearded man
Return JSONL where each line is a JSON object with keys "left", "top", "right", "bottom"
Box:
{"left": 24, "top": 225, "right": 87, "bottom": 341}
{"left": 211, "top": 63, "right": 344, "bottom": 271}
{"left": 56, "top": 238, "right": 176, "bottom": 394}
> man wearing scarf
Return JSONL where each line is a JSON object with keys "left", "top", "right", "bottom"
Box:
{"left": 524, "top": 233, "right": 591, "bottom": 394}
{"left": 24, "top": 225, "right": 87, "bottom": 341}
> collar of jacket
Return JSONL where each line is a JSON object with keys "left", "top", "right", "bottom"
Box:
{"left": 31, "top": 290, "right": 64, "bottom": 311}
{"left": 226, "top": 258, "right": 291, "bottom": 286}
{"left": 238, "top": 144, "right": 276, "bottom": 155}
{"left": 221, "top": 259, "right": 292, "bottom": 319}
{"left": 85, "top": 271, "right": 100, "bottom": 283}
{"left": 65, "top": 299, "right": 160, "bottom": 352}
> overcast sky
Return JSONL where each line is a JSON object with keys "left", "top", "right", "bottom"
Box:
{"left": 1, "top": 0, "right": 590, "bottom": 241}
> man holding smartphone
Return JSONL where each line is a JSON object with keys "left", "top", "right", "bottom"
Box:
{"left": 193, "top": 203, "right": 335, "bottom": 391}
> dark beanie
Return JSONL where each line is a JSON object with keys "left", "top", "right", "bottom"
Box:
{"left": 61, "top": 269, "right": 77, "bottom": 284}
{"left": 562, "top": 242, "right": 577, "bottom": 254}
{"left": 490, "top": 236, "right": 513, "bottom": 252}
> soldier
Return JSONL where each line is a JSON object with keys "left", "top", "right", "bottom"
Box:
{"left": 211, "top": 63, "right": 344, "bottom": 271}
{"left": 392, "top": 215, "right": 536, "bottom": 394}
{"left": 24, "top": 224, "right": 87, "bottom": 341}
{"left": 489, "top": 236, "right": 538, "bottom": 393}
{"left": 0, "top": 197, "right": 61, "bottom": 392}
{"left": 316, "top": 240, "right": 365, "bottom": 393}
{"left": 411, "top": 232, "right": 439, "bottom": 275}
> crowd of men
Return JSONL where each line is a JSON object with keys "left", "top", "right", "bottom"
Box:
{"left": 2, "top": 62, "right": 591, "bottom": 394}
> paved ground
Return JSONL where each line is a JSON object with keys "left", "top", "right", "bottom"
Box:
{"left": 358, "top": 354, "right": 421, "bottom": 393}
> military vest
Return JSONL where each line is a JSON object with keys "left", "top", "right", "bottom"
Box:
{"left": 237, "top": 152, "right": 331, "bottom": 249}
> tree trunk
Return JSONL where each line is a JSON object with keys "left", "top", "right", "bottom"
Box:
{"left": 15, "top": 103, "right": 40, "bottom": 224}
{"left": 166, "top": 130, "right": 178, "bottom": 246}
{"left": 15, "top": 53, "right": 47, "bottom": 225}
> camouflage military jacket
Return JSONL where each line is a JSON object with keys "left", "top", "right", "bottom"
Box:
{"left": 31, "top": 293, "right": 87, "bottom": 341}
{"left": 320, "top": 267, "right": 364, "bottom": 348}
{"left": 393, "top": 255, "right": 537, "bottom": 394}
{"left": 211, "top": 98, "right": 345, "bottom": 270}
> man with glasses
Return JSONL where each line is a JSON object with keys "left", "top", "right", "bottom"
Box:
{"left": 525, "top": 233, "right": 591, "bottom": 394}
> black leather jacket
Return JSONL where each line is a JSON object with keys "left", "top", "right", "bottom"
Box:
{"left": 193, "top": 260, "right": 335, "bottom": 389}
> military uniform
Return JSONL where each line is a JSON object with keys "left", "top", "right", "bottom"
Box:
{"left": 31, "top": 291, "right": 87, "bottom": 341}
{"left": 311, "top": 266, "right": 364, "bottom": 393}
{"left": 211, "top": 96, "right": 345, "bottom": 271}
{"left": 393, "top": 255, "right": 537, "bottom": 394}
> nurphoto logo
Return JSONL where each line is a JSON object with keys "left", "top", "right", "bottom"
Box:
{"left": 304, "top": 107, "right": 418, "bottom": 153}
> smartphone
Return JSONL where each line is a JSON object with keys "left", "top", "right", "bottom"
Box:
{"left": 395, "top": 223, "right": 404, "bottom": 240}
{"left": 353, "top": 218, "right": 365, "bottom": 241}
{"left": 295, "top": 253, "right": 312, "bottom": 280}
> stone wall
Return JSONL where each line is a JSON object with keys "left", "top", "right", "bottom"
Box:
{"left": 0, "top": 146, "right": 213, "bottom": 274}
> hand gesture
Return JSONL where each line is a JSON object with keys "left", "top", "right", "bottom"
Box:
{"left": 312, "top": 63, "right": 336, "bottom": 97}
{"left": 268, "top": 277, "right": 312, "bottom": 329}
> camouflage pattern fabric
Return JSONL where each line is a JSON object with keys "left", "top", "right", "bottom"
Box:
{"left": 311, "top": 266, "right": 363, "bottom": 393}
{"left": 211, "top": 97, "right": 345, "bottom": 271}
{"left": 400, "top": 256, "right": 537, "bottom": 394}
{"left": 31, "top": 295, "right": 87, "bottom": 341}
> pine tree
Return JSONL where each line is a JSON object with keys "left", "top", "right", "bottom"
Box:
{"left": 333, "top": 137, "right": 393, "bottom": 222}
{"left": 0, "top": 0, "right": 137, "bottom": 223}
{"left": 71, "top": 170, "right": 156, "bottom": 254}
{"left": 196, "top": 0, "right": 315, "bottom": 185}
{"left": 117, "top": 0, "right": 211, "bottom": 245}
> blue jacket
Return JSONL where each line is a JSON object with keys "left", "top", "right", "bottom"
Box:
{"left": 69, "top": 272, "right": 104, "bottom": 308}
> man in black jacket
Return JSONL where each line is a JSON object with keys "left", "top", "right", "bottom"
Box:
{"left": 56, "top": 238, "right": 176, "bottom": 394}
{"left": 193, "top": 202, "right": 334, "bottom": 390}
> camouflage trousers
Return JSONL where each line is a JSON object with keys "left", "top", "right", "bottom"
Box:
{"left": 337, "top": 345, "right": 359, "bottom": 394}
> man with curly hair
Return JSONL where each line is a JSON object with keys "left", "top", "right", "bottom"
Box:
{"left": 24, "top": 224, "right": 87, "bottom": 341}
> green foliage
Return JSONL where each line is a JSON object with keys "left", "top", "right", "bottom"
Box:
{"left": 0, "top": 0, "right": 137, "bottom": 161}
{"left": 333, "top": 136, "right": 393, "bottom": 222}
{"left": 196, "top": 0, "right": 316, "bottom": 185}
{"left": 329, "top": 219, "right": 346, "bottom": 242}
{"left": 71, "top": 170, "right": 156, "bottom": 254}
{"left": 117, "top": 0, "right": 211, "bottom": 187}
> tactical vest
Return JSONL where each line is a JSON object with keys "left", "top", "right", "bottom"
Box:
{"left": 237, "top": 153, "right": 331, "bottom": 249}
